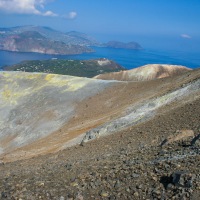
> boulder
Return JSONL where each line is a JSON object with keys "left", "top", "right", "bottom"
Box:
{"left": 161, "top": 130, "right": 194, "bottom": 147}
{"left": 171, "top": 171, "right": 194, "bottom": 188}
{"left": 191, "top": 133, "right": 200, "bottom": 146}
{"left": 0, "top": 160, "right": 4, "bottom": 166}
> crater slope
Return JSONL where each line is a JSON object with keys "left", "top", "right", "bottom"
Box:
{"left": 94, "top": 64, "right": 191, "bottom": 81}
{"left": 0, "top": 68, "right": 200, "bottom": 199}
{"left": 0, "top": 67, "right": 199, "bottom": 162}
{"left": 0, "top": 72, "right": 116, "bottom": 161}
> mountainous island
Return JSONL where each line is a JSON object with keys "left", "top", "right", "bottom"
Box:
{"left": 4, "top": 58, "right": 125, "bottom": 77}
{"left": 0, "top": 26, "right": 100, "bottom": 46}
{"left": 104, "top": 41, "right": 142, "bottom": 50}
{"left": 0, "top": 26, "right": 143, "bottom": 54}
{"left": 0, "top": 66, "right": 200, "bottom": 199}
{"left": 0, "top": 30, "right": 94, "bottom": 55}
{"left": 0, "top": 26, "right": 100, "bottom": 55}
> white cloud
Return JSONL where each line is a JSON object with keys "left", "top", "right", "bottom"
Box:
{"left": 43, "top": 10, "right": 57, "bottom": 17}
{"left": 62, "top": 11, "right": 77, "bottom": 20}
{"left": 67, "top": 11, "right": 77, "bottom": 19}
{"left": 181, "top": 34, "right": 192, "bottom": 39}
{"left": 0, "top": 0, "right": 57, "bottom": 16}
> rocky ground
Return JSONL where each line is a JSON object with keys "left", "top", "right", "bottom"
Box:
{"left": 0, "top": 94, "right": 199, "bottom": 199}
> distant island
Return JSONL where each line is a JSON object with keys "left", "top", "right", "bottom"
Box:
{"left": 4, "top": 58, "right": 125, "bottom": 78}
{"left": 0, "top": 25, "right": 142, "bottom": 55}
{"left": 0, "top": 26, "right": 99, "bottom": 55}
{"left": 104, "top": 41, "right": 142, "bottom": 50}
{"left": 0, "top": 31, "right": 94, "bottom": 55}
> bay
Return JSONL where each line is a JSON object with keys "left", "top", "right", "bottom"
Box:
{"left": 0, "top": 47, "right": 200, "bottom": 70}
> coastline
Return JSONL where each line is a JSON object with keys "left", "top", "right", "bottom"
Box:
{"left": 0, "top": 47, "right": 200, "bottom": 70}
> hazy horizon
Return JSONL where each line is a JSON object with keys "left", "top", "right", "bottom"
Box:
{"left": 0, "top": 0, "right": 200, "bottom": 52}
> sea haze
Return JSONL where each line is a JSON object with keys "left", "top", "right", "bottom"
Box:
{"left": 0, "top": 47, "right": 200, "bottom": 70}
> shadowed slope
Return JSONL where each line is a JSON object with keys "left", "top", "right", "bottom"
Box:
{"left": 94, "top": 64, "right": 191, "bottom": 81}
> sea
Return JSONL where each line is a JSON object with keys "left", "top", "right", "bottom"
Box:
{"left": 0, "top": 47, "right": 200, "bottom": 70}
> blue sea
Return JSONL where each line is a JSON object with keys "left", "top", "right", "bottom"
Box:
{"left": 0, "top": 47, "right": 200, "bottom": 70}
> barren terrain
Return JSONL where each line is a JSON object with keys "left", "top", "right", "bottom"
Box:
{"left": 0, "top": 66, "right": 200, "bottom": 199}
{"left": 94, "top": 64, "right": 191, "bottom": 81}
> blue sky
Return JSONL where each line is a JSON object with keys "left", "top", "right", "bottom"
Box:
{"left": 0, "top": 0, "right": 200, "bottom": 51}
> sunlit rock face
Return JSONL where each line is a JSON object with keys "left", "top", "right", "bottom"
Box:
{"left": 94, "top": 64, "right": 191, "bottom": 81}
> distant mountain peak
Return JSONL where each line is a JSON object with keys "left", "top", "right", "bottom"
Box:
{"left": 0, "top": 25, "right": 100, "bottom": 46}
{"left": 17, "top": 31, "right": 46, "bottom": 39}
